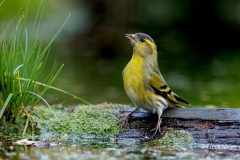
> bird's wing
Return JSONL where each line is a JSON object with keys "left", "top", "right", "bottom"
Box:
{"left": 149, "top": 72, "right": 191, "bottom": 106}
{"left": 149, "top": 72, "right": 178, "bottom": 104}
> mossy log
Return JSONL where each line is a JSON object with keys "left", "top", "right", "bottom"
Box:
{"left": 118, "top": 107, "right": 240, "bottom": 145}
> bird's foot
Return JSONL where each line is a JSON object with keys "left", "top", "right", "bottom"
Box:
{"left": 150, "top": 118, "right": 162, "bottom": 137}
{"left": 120, "top": 114, "right": 131, "bottom": 127}
{"left": 119, "top": 108, "right": 139, "bottom": 128}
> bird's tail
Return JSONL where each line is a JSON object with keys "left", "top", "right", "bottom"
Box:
{"left": 172, "top": 92, "right": 191, "bottom": 106}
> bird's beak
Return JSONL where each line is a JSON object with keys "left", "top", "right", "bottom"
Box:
{"left": 125, "top": 34, "right": 137, "bottom": 44}
{"left": 125, "top": 34, "right": 136, "bottom": 40}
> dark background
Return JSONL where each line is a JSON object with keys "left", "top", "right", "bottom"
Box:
{"left": 2, "top": 0, "right": 240, "bottom": 107}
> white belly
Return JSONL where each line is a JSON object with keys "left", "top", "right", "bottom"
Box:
{"left": 127, "top": 87, "right": 168, "bottom": 114}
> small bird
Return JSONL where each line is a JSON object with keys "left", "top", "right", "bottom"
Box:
{"left": 122, "top": 33, "right": 190, "bottom": 136}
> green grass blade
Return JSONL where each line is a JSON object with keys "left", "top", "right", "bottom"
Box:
{"left": 20, "top": 77, "right": 91, "bottom": 105}
{"left": 0, "top": 0, "right": 5, "bottom": 6}
{"left": 13, "top": 64, "right": 24, "bottom": 75}
{"left": 0, "top": 93, "right": 13, "bottom": 119}
{"left": 32, "top": 111, "right": 51, "bottom": 128}
{"left": 25, "top": 91, "right": 61, "bottom": 124}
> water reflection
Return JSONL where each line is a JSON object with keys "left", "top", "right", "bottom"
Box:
{"left": 1, "top": 139, "right": 240, "bottom": 160}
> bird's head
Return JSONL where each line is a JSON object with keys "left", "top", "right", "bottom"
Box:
{"left": 125, "top": 33, "right": 157, "bottom": 57}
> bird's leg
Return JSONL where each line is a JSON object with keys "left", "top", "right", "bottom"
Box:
{"left": 150, "top": 118, "right": 162, "bottom": 136}
{"left": 121, "top": 108, "right": 139, "bottom": 127}
{"left": 150, "top": 109, "right": 163, "bottom": 136}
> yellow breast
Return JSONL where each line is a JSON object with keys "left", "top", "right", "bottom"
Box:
{"left": 123, "top": 53, "right": 152, "bottom": 105}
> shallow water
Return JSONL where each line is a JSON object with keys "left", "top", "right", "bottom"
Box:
{"left": 1, "top": 137, "right": 240, "bottom": 160}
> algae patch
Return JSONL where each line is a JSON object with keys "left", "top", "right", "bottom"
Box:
{"left": 32, "top": 103, "right": 126, "bottom": 137}
{"left": 146, "top": 129, "right": 195, "bottom": 149}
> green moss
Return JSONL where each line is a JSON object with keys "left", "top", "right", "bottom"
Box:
{"left": 32, "top": 103, "right": 126, "bottom": 137}
{"left": 146, "top": 129, "right": 195, "bottom": 149}
{"left": 0, "top": 117, "right": 40, "bottom": 140}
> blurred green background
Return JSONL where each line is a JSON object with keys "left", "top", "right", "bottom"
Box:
{"left": 1, "top": 0, "right": 240, "bottom": 108}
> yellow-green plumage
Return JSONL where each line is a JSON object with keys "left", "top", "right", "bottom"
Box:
{"left": 122, "top": 33, "right": 190, "bottom": 136}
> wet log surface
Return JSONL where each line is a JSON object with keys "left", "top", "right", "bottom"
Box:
{"left": 118, "top": 107, "right": 240, "bottom": 145}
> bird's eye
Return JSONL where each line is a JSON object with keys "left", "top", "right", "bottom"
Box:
{"left": 140, "top": 37, "right": 145, "bottom": 42}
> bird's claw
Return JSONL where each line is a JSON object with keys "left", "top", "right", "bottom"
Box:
{"left": 119, "top": 108, "right": 139, "bottom": 128}
{"left": 119, "top": 114, "right": 131, "bottom": 127}
{"left": 150, "top": 118, "right": 162, "bottom": 137}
